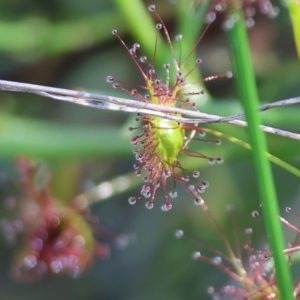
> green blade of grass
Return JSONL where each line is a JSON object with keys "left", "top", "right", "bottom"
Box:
{"left": 288, "top": 0, "right": 300, "bottom": 59}
{"left": 227, "top": 9, "right": 294, "bottom": 300}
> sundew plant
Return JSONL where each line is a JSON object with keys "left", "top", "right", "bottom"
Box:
{"left": 0, "top": 0, "right": 299, "bottom": 299}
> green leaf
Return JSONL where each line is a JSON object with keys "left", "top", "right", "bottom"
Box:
{"left": 227, "top": 8, "right": 295, "bottom": 300}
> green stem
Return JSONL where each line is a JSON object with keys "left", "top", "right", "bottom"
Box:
{"left": 227, "top": 9, "right": 294, "bottom": 300}
{"left": 287, "top": 0, "right": 300, "bottom": 59}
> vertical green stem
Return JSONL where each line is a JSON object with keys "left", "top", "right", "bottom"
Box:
{"left": 288, "top": 0, "right": 300, "bottom": 59}
{"left": 228, "top": 9, "right": 294, "bottom": 300}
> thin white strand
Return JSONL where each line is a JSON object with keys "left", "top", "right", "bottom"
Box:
{"left": 0, "top": 79, "right": 299, "bottom": 140}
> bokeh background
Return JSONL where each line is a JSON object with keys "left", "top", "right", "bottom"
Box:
{"left": 0, "top": 0, "right": 299, "bottom": 299}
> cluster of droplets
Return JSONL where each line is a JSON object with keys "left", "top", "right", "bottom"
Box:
{"left": 189, "top": 0, "right": 280, "bottom": 30}
{"left": 174, "top": 205, "right": 284, "bottom": 299}
{"left": 107, "top": 5, "right": 226, "bottom": 211}
{"left": 106, "top": 4, "right": 219, "bottom": 110}
{"left": 208, "top": 0, "right": 280, "bottom": 29}
{"left": 10, "top": 220, "right": 98, "bottom": 281}
{"left": 127, "top": 125, "right": 224, "bottom": 210}
{"left": 0, "top": 158, "right": 109, "bottom": 282}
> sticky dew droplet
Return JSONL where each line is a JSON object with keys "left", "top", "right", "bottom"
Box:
{"left": 194, "top": 198, "right": 204, "bottom": 206}
{"left": 213, "top": 256, "right": 222, "bottom": 264}
{"left": 174, "top": 230, "right": 184, "bottom": 238}
{"left": 163, "top": 170, "right": 172, "bottom": 178}
{"left": 156, "top": 23, "right": 162, "bottom": 30}
{"left": 208, "top": 158, "right": 216, "bottom": 165}
{"left": 106, "top": 76, "right": 114, "bottom": 83}
{"left": 207, "top": 286, "right": 215, "bottom": 295}
{"left": 23, "top": 254, "right": 37, "bottom": 269}
{"left": 215, "top": 139, "right": 222, "bottom": 146}
{"left": 192, "top": 171, "right": 200, "bottom": 178}
{"left": 215, "top": 3, "right": 226, "bottom": 11}
{"left": 192, "top": 251, "right": 201, "bottom": 259}
{"left": 169, "top": 190, "right": 178, "bottom": 198}
{"left": 206, "top": 12, "right": 216, "bottom": 23}
{"left": 197, "top": 186, "right": 205, "bottom": 194}
{"left": 175, "top": 34, "right": 182, "bottom": 41}
{"left": 50, "top": 260, "right": 63, "bottom": 273}
{"left": 145, "top": 201, "right": 154, "bottom": 209}
{"left": 128, "top": 197, "right": 137, "bottom": 205}
{"left": 181, "top": 175, "right": 189, "bottom": 182}
{"left": 161, "top": 202, "right": 172, "bottom": 212}
{"left": 148, "top": 4, "right": 155, "bottom": 12}
{"left": 245, "top": 228, "right": 253, "bottom": 235}
{"left": 226, "top": 71, "right": 233, "bottom": 78}
{"left": 217, "top": 157, "right": 224, "bottom": 164}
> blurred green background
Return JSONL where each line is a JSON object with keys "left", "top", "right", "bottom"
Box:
{"left": 0, "top": 0, "right": 299, "bottom": 299}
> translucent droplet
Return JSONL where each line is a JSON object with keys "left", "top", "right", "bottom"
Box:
{"left": 23, "top": 254, "right": 37, "bottom": 269}
{"left": 129, "top": 48, "right": 136, "bottom": 55}
{"left": 128, "top": 197, "right": 136, "bottom": 205}
{"left": 140, "top": 56, "right": 147, "bottom": 63}
{"left": 245, "top": 228, "right": 253, "bottom": 235}
{"left": 175, "top": 230, "right": 184, "bottom": 238}
{"left": 133, "top": 163, "right": 140, "bottom": 170}
{"left": 144, "top": 192, "right": 151, "bottom": 198}
{"left": 161, "top": 202, "right": 172, "bottom": 211}
{"left": 50, "top": 260, "right": 63, "bottom": 273}
{"left": 215, "top": 3, "right": 226, "bottom": 11}
{"left": 197, "top": 186, "right": 205, "bottom": 193}
{"left": 206, "top": 12, "right": 216, "bottom": 23}
{"left": 201, "top": 181, "right": 209, "bottom": 188}
{"left": 207, "top": 286, "right": 215, "bottom": 294}
{"left": 169, "top": 190, "right": 178, "bottom": 198}
{"left": 175, "top": 34, "right": 182, "bottom": 41}
{"left": 213, "top": 256, "right": 222, "bottom": 264}
{"left": 163, "top": 170, "right": 172, "bottom": 178}
{"left": 226, "top": 71, "right": 233, "bottom": 78}
{"left": 208, "top": 158, "right": 216, "bottom": 164}
{"left": 226, "top": 204, "right": 234, "bottom": 211}
{"left": 181, "top": 175, "right": 189, "bottom": 182}
{"left": 31, "top": 238, "right": 43, "bottom": 251}
{"left": 217, "top": 157, "right": 224, "bottom": 163}
{"left": 192, "top": 251, "right": 201, "bottom": 259}
{"left": 246, "top": 18, "right": 255, "bottom": 28}
{"left": 148, "top": 4, "right": 156, "bottom": 12}
{"left": 145, "top": 201, "right": 154, "bottom": 209}
{"left": 222, "top": 19, "right": 235, "bottom": 31}
{"left": 192, "top": 171, "right": 200, "bottom": 178}
{"left": 133, "top": 43, "right": 140, "bottom": 49}
{"left": 135, "top": 170, "right": 141, "bottom": 176}
{"left": 188, "top": 184, "right": 195, "bottom": 191}
{"left": 194, "top": 198, "right": 204, "bottom": 206}
{"left": 156, "top": 23, "right": 162, "bottom": 30}
{"left": 106, "top": 76, "right": 114, "bottom": 83}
